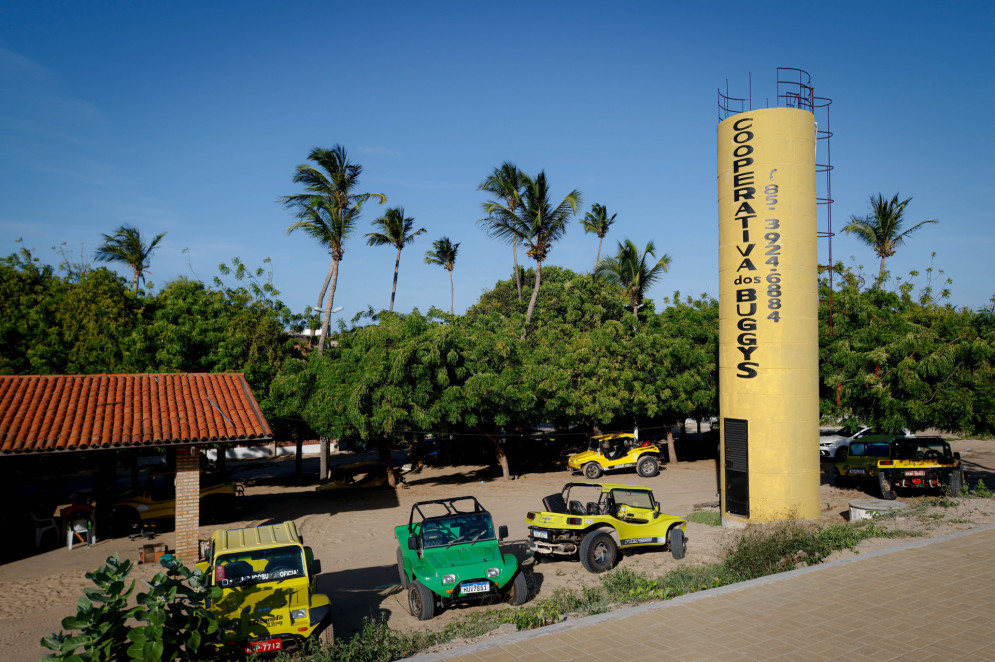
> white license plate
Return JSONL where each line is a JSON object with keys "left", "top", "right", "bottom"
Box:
{"left": 905, "top": 470, "right": 926, "bottom": 476}
{"left": 246, "top": 639, "right": 283, "bottom": 654}
{"left": 849, "top": 468, "right": 866, "bottom": 475}
{"left": 460, "top": 582, "right": 490, "bottom": 595}
{"left": 532, "top": 529, "right": 549, "bottom": 539}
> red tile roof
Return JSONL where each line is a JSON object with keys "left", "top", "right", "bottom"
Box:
{"left": 0, "top": 373, "right": 273, "bottom": 454}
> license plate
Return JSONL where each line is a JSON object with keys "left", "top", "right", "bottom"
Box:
{"left": 905, "top": 470, "right": 926, "bottom": 476}
{"left": 849, "top": 468, "right": 866, "bottom": 475}
{"left": 245, "top": 639, "right": 283, "bottom": 653}
{"left": 460, "top": 582, "right": 490, "bottom": 595}
{"left": 245, "top": 639, "right": 283, "bottom": 654}
{"left": 532, "top": 529, "right": 549, "bottom": 539}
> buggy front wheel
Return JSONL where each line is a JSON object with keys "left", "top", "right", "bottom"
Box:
{"left": 396, "top": 547, "right": 410, "bottom": 589}
{"left": 409, "top": 581, "right": 435, "bottom": 621}
{"left": 507, "top": 571, "right": 528, "bottom": 605}
{"left": 668, "top": 527, "right": 686, "bottom": 560}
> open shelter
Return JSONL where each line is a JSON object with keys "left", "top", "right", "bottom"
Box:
{"left": 0, "top": 373, "right": 272, "bottom": 561}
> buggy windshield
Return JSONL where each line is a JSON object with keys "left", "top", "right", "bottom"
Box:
{"left": 611, "top": 489, "right": 655, "bottom": 510}
{"left": 215, "top": 545, "right": 305, "bottom": 588}
{"left": 892, "top": 440, "right": 952, "bottom": 461}
{"left": 421, "top": 512, "right": 495, "bottom": 548}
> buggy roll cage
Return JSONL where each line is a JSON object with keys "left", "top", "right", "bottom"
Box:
{"left": 407, "top": 496, "right": 487, "bottom": 531}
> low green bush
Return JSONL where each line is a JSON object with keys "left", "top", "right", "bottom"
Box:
{"left": 41, "top": 554, "right": 220, "bottom": 662}
{"left": 685, "top": 511, "right": 722, "bottom": 526}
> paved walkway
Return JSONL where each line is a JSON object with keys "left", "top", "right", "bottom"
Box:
{"left": 411, "top": 524, "right": 995, "bottom": 661}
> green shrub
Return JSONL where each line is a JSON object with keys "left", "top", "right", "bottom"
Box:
{"left": 601, "top": 567, "right": 670, "bottom": 602}
{"left": 41, "top": 554, "right": 221, "bottom": 662}
{"left": 502, "top": 599, "right": 562, "bottom": 630}
{"left": 41, "top": 554, "right": 136, "bottom": 661}
{"left": 976, "top": 480, "right": 993, "bottom": 498}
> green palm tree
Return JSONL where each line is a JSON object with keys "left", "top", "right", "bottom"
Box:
{"left": 596, "top": 239, "right": 671, "bottom": 318}
{"left": 281, "top": 145, "right": 386, "bottom": 351}
{"left": 483, "top": 170, "right": 581, "bottom": 330}
{"left": 94, "top": 225, "right": 166, "bottom": 292}
{"left": 425, "top": 237, "right": 460, "bottom": 314}
{"left": 478, "top": 162, "right": 527, "bottom": 300}
{"left": 366, "top": 207, "right": 426, "bottom": 311}
{"left": 843, "top": 193, "right": 938, "bottom": 287}
{"left": 581, "top": 203, "right": 617, "bottom": 267}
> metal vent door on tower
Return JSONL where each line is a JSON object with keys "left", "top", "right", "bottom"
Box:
{"left": 724, "top": 418, "right": 749, "bottom": 517}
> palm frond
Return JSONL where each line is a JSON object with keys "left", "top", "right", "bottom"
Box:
{"left": 367, "top": 207, "right": 425, "bottom": 249}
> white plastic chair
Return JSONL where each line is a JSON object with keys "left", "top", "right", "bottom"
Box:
{"left": 67, "top": 516, "right": 95, "bottom": 550}
{"left": 30, "top": 512, "right": 58, "bottom": 548}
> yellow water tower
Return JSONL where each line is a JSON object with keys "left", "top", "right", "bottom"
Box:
{"left": 716, "top": 88, "right": 822, "bottom": 525}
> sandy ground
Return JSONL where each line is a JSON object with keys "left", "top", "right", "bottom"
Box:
{"left": 2, "top": 438, "right": 993, "bottom": 661}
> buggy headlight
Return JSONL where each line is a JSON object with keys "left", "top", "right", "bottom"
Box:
{"left": 291, "top": 608, "right": 307, "bottom": 620}
{"left": 442, "top": 574, "right": 456, "bottom": 585}
{"left": 486, "top": 567, "right": 500, "bottom": 578}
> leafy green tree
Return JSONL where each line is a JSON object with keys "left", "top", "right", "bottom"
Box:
{"left": 443, "top": 312, "right": 538, "bottom": 479}
{"left": 596, "top": 239, "right": 672, "bottom": 319}
{"left": 842, "top": 193, "right": 938, "bottom": 287}
{"left": 819, "top": 267, "right": 993, "bottom": 435}
{"left": 581, "top": 203, "right": 617, "bottom": 267}
{"left": 94, "top": 225, "right": 166, "bottom": 292}
{"left": 468, "top": 266, "right": 630, "bottom": 332}
{"left": 366, "top": 207, "right": 426, "bottom": 312}
{"left": 330, "top": 311, "right": 458, "bottom": 485}
{"left": 281, "top": 145, "right": 386, "bottom": 351}
{"left": 651, "top": 293, "right": 719, "bottom": 462}
{"left": 424, "top": 237, "right": 460, "bottom": 314}
{"left": 0, "top": 248, "right": 143, "bottom": 375}
{"left": 481, "top": 171, "right": 581, "bottom": 332}
{"left": 478, "top": 162, "right": 527, "bottom": 300}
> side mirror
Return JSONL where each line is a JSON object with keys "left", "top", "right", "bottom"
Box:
{"left": 310, "top": 559, "right": 322, "bottom": 575}
{"left": 408, "top": 535, "right": 419, "bottom": 551}
{"left": 498, "top": 525, "right": 509, "bottom": 541}
{"left": 838, "top": 447, "right": 848, "bottom": 460}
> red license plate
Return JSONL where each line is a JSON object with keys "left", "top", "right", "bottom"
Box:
{"left": 245, "top": 639, "right": 283, "bottom": 654}
{"left": 905, "top": 470, "right": 926, "bottom": 476}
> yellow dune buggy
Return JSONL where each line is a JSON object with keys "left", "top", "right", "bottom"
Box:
{"left": 526, "top": 482, "right": 686, "bottom": 573}
{"left": 567, "top": 433, "right": 662, "bottom": 479}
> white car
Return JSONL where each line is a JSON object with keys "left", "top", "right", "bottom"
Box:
{"left": 819, "top": 426, "right": 914, "bottom": 460}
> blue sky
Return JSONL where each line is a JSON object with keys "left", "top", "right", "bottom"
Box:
{"left": 2, "top": 1, "right": 993, "bottom": 324}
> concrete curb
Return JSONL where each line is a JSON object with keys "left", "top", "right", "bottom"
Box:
{"left": 407, "top": 521, "right": 995, "bottom": 660}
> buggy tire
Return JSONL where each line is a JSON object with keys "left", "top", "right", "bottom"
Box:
{"left": 507, "top": 571, "right": 528, "bottom": 605}
{"left": 320, "top": 620, "right": 334, "bottom": 645}
{"left": 879, "top": 471, "right": 896, "bottom": 500}
{"left": 584, "top": 462, "right": 603, "bottom": 480}
{"left": 396, "top": 547, "right": 410, "bottom": 589}
{"left": 408, "top": 581, "right": 435, "bottom": 621}
{"left": 580, "top": 531, "right": 617, "bottom": 573}
{"left": 636, "top": 455, "right": 659, "bottom": 478}
{"left": 948, "top": 468, "right": 964, "bottom": 496}
{"left": 669, "top": 527, "right": 686, "bottom": 560}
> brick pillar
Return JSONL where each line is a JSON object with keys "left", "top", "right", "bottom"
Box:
{"left": 174, "top": 447, "right": 201, "bottom": 563}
